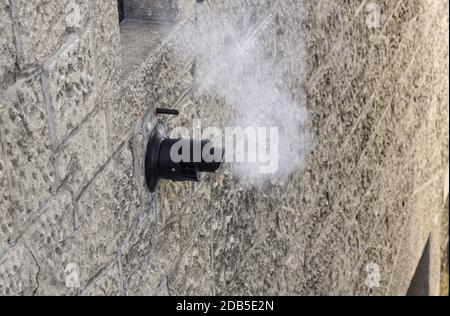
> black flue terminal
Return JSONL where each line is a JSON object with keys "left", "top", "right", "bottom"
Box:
{"left": 145, "top": 123, "right": 224, "bottom": 193}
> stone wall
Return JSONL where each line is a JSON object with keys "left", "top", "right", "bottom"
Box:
{"left": 0, "top": 0, "right": 448, "bottom": 296}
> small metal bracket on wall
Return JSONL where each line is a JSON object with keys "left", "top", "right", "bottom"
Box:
{"left": 145, "top": 108, "right": 225, "bottom": 193}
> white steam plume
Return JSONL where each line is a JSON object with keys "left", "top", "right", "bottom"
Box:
{"left": 173, "top": 5, "right": 311, "bottom": 184}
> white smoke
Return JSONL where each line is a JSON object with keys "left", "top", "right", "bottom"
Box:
{"left": 173, "top": 5, "right": 311, "bottom": 184}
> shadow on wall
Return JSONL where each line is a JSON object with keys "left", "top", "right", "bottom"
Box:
{"left": 407, "top": 238, "right": 430, "bottom": 296}
{"left": 118, "top": 0, "right": 125, "bottom": 23}
{"left": 123, "top": 0, "right": 179, "bottom": 22}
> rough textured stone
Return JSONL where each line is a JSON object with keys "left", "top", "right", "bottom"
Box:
{"left": 21, "top": 190, "right": 75, "bottom": 296}
{"left": 92, "top": 0, "right": 122, "bottom": 91}
{"left": 81, "top": 264, "right": 122, "bottom": 296}
{"left": 112, "top": 20, "right": 194, "bottom": 145}
{"left": 43, "top": 28, "right": 95, "bottom": 143}
{"left": 0, "top": 244, "right": 39, "bottom": 296}
{"left": 56, "top": 107, "right": 108, "bottom": 198}
{"left": 0, "top": 0, "right": 15, "bottom": 89}
{"left": 167, "top": 219, "right": 213, "bottom": 296}
{"left": 125, "top": 219, "right": 181, "bottom": 296}
{"left": 119, "top": 206, "right": 159, "bottom": 290}
{"left": 75, "top": 143, "right": 140, "bottom": 285}
{"left": 125, "top": 183, "right": 211, "bottom": 296}
{"left": 0, "top": 147, "right": 13, "bottom": 257}
{"left": 0, "top": 0, "right": 448, "bottom": 296}
{"left": 119, "top": 19, "right": 169, "bottom": 77}
{"left": 0, "top": 75, "right": 55, "bottom": 233}
{"left": 192, "top": 0, "right": 448, "bottom": 296}
{"left": 14, "top": 0, "right": 90, "bottom": 70}
{"left": 210, "top": 176, "right": 284, "bottom": 295}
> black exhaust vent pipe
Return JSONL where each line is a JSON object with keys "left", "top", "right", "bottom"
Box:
{"left": 145, "top": 123, "right": 224, "bottom": 193}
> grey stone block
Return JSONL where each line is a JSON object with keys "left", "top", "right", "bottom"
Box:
{"left": 14, "top": 0, "right": 90, "bottom": 70}
{"left": 56, "top": 107, "right": 109, "bottom": 198}
{"left": 176, "top": 182, "right": 211, "bottom": 242}
{"left": 125, "top": 220, "right": 182, "bottom": 296}
{"left": 42, "top": 28, "right": 95, "bottom": 144}
{"left": 21, "top": 190, "right": 75, "bottom": 296}
{"left": 0, "top": 244, "right": 39, "bottom": 296}
{"left": 82, "top": 264, "right": 122, "bottom": 296}
{"left": 75, "top": 143, "right": 140, "bottom": 285}
{"left": 124, "top": 183, "right": 211, "bottom": 295}
{"left": 0, "top": 75, "right": 55, "bottom": 233}
{"left": 0, "top": 0, "right": 15, "bottom": 89}
{"left": 92, "top": 0, "right": 122, "bottom": 92}
{"left": 157, "top": 181, "right": 195, "bottom": 228}
{"left": 210, "top": 176, "right": 276, "bottom": 295}
{"left": 224, "top": 231, "right": 292, "bottom": 296}
{"left": 0, "top": 147, "right": 13, "bottom": 256}
{"left": 167, "top": 219, "right": 213, "bottom": 296}
{"left": 119, "top": 207, "right": 159, "bottom": 288}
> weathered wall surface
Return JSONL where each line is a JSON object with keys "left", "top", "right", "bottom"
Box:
{"left": 0, "top": 0, "right": 448, "bottom": 296}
